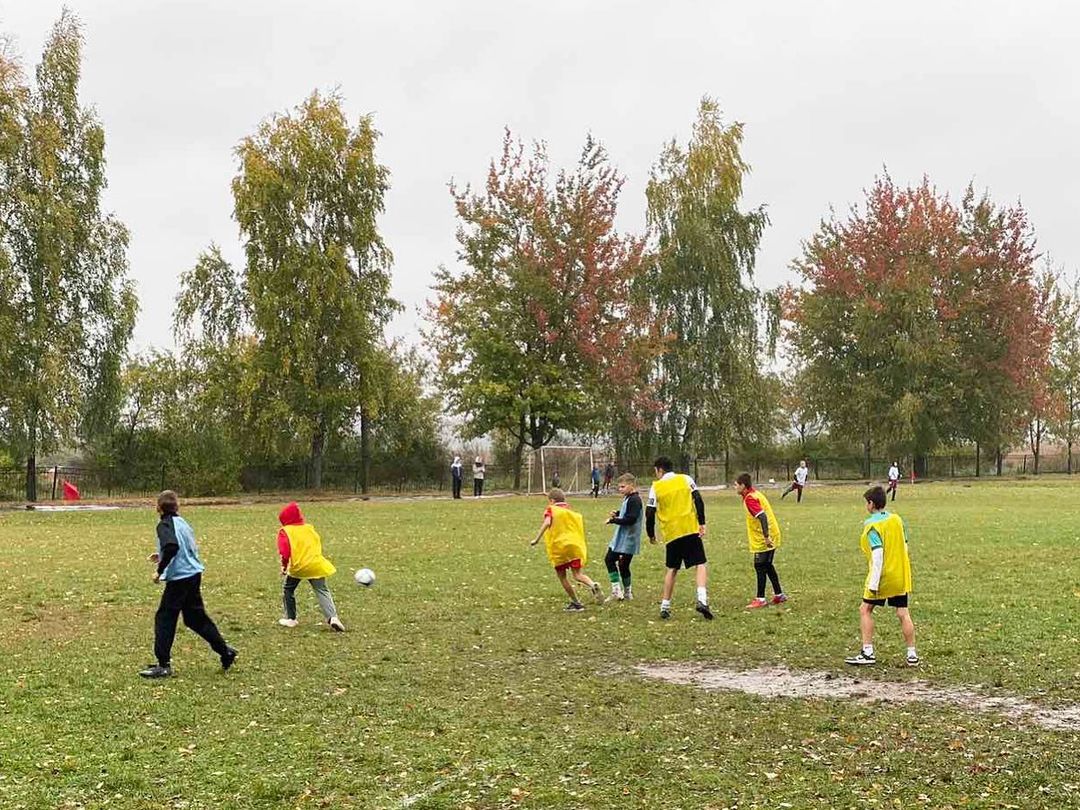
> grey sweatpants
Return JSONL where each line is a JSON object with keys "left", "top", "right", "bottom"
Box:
{"left": 283, "top": 576, "right": 338, "bottom": 621}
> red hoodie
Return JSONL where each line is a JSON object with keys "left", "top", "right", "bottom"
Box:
{"left": 277, "top": 501, "right": 304, "bottom": 567}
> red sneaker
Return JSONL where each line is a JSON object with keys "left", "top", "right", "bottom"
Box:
{"left": 771, "top": 594, "right": 789, "bottom": 605}
{"left": 745, "top": 597, "right": 769, "bottom": 609}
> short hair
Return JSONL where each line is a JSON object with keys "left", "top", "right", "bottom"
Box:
{"left": 617, "top": 472, "right": 636, "bottom": 485}
{"left": 653, "top": 456, "right": 673, "bottom": 472}
{"left": 736, "top": 472, "right": 753, "bottom": 489}
{"left": 548, "top": 487, "right": 566, "bottom": 502}
{"left": 157, "top": 490, "right": 179, "bottom": 515}
{"left": 864, "top": 486, "right": 887, "bottom": 510}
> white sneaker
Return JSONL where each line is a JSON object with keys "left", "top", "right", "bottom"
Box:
{"left": 328, "top": 617, "right": 346, "bottom": 632}
{"left": 278, "top": 618, "right": 298, "bottom": 628}
{"left": 624, "top": 586, "right": 633, "bottom": 600}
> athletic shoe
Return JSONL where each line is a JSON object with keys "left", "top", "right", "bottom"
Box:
{"left": 278, "top": 618, "right": 298, "bottom": 628}
{"left": 745, "top": 597, "right": 769, "bottom": 609}
{"left": 624, "top": 586, "right": 633, "bottom": 601}
{"left": 564, "top": 602, "right": 585, "bottom": 612}
{"left": 328, "top": 617, "right": 346, "bottom": 632}
{"left": 695, "top": 601, "right": 714, "bottom": 620}
{"left": 906, "top": 652, "right": 921, "bottom": 668}
{"left": 139, "top": 664, "right": 172, "bottom": 679}
{"left": 659, "top": 606, "right": 671, "bottom": 620}
{"left": 844, "top": 651, "right": 877, "bottom": 666}
{"left": 590, "top": 582, "right": 604, "bottom": 604}
{"left": 604, "top": 591, "right": 624, "bottom": 604}
{"left": 220, "top": 646, "right": 238, "bottom": 672}
{"left": 770, "top": 594, "right": 789, "bottom": 606}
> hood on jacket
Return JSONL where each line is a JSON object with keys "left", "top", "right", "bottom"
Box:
{"left": 279, "top": 501, "right": 304, "bottom": 526}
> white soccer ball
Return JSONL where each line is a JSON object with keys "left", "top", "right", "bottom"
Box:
{"left": 354, "top": 567, "right": 375, "bottom": 587}
{"left": 768, "top": 478, "right": 776, "bottom": 484}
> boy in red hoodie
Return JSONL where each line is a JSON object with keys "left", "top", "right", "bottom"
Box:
{"left": 277, "top": 502, "right": 345, "bottom": 631}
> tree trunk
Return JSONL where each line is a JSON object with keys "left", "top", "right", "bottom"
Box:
{"left": 359, "top": 404, "right": 371, "bottom": 494}
{"left": 512, "top": 433, "right": 525, "bottom": 490}
{"left": 310, "top": 419, "right": 325, "bottom": 490}
{"left": 975, "top": 442, "right": 981, "bottom": 478}
{"left": 25, "top": 414, "right": 38, "bottom": 502}
{"left": 863, "top": 437, "right": 871, "bottom": 479}
{"left": 996, "top": 447, "right": 1003, "bottom": 476}
{"left": 1069, "top": 440, "right": 1074, "bottom": 475}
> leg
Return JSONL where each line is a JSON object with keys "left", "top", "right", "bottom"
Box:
{"left": 896, "top": 607, "right": 916, "bottom": 647}
{"left": 282, "top": 575, "right": 301, "bottom": 619}
{"left": 556, "top": 568, "right": 577, "bottom": 601}
{"left": 153, "top": 582, "right": 183, "bottom": 667}
{"left": 661, "top": 567, "right": 677, "bottom": 602}
{"left": 694, "top": 561, "right": 708, "bottom": 590}
{"left": 571, "top": 567, "right": 597, "bottom": 589}
{"left": 860, "top": 601, "right": 876, "bottom": 647}
{"left": 796, "top": 485, "right": 803, "bottom": 503}
{"left": 619, "top": 553, "right": 633, "bottom": 591}
{"left": 308, "top": 577, "right": 339, "bottom": 621}
{"left": 781, "top": 484, "right": 792, "bottom": 499}
{"left": 179, "top": 574, "right": 230, "bottom": 657}
{"left": 753, "top": 552, "right": 769, "bottom": 599}
{"left": 604, "top": 548, "right": 622, "bottom": 596}
{"left": 764, "top": 550, "right": 783, "bottom": 595}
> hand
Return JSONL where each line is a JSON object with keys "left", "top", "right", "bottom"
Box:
{"left": 281, "top": 567, "right": 288, "bottom": 576}
{"left": 698, "top": 525, "right": 707, "bottom": 539}
{"left": 764, "top": 538, "right": 774, "bottom": 550}
{"left": 152, "top": 572, "right": 161, "bottom": 584}
{"left": 147, "top": 552, "right": 159, "bottom": 564}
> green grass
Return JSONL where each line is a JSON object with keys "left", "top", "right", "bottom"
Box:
{"left": 1, "top": 481, "right": 1079, "bottom": 809}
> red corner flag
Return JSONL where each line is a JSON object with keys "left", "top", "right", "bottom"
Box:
{"left": 62, "top": 480, "right": 80, "bottom": 501}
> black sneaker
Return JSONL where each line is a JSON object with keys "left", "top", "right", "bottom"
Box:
{"left": 139, "top": 664, "right": 172, "bottom": 679}
{"left": 564, "top": 602, "right": 585, "bottom": 612}
{"left": 695, "top": 601, "right": 714, "bottom": 620}
{"left": 844, "top": 651, "right": 876, "bottom": 666}
{"left": 659, "top": 606, "right": 671, "bottom": 620}
{"left": 220, "top": 646, "right": 238, "bottom": 671}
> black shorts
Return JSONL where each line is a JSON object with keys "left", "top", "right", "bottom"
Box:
{"left": 863, "top": 593, "right": 909, "bottom": 608}
{"left": 665, "top": 534, "right": 707, "bottom": 569}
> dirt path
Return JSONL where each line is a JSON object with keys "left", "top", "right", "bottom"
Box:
{"left": 635, "top": 662, "right": 1080, "bottom": 731}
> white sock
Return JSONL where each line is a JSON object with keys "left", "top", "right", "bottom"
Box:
{"left": 660, "top": 599, "right": 671, "bottom": 610}
{"left": 907, "top": 646, "right": 917, "bottom": 657}
{"left": 862, "top": 644, "right": 874, "bottom": 657}
{"left": 696, "top": 587, "right": 708, "bottom": 605}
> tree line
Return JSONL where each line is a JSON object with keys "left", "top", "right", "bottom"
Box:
{"left": 1, "top": 13, "right": 1076, "bottom": 499}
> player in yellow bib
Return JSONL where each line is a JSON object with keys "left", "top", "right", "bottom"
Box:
{"left": 530, "top": 488, "right": 603, "bottom": 611}
{"left": 845, "top": 486, "right": 918, "bottom": 667}
{"left": 645, "top": 457, "right": 712, "bottom": 621}
{"left": 735, "top": 473, "right": 787, "bottom": 609}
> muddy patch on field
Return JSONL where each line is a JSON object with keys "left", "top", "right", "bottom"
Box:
{"left": 635, "top": 663, "right": 1080, "bottom": 731}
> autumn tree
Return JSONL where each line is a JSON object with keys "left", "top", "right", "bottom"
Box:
{"left": 231, "top": 91, "right": 397, "bottom": 489}
{"left": 427, "top": 132, "right": 662, "bottom": 488}
{"left": 0, "top": 12, "right": 137, "bottom": 500}
{"left": 640, "top": 98, "right": 772, "bottom": 463}
{"left": 1048, "top": 274, "right": 1080, "bottom": 473}
{"left": 788, "top": 176, "right": 1047, "bottom": 476}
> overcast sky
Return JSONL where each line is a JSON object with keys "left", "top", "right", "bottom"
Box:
{"left": 1, "top": 0, "right": 1077, "bottom": 352}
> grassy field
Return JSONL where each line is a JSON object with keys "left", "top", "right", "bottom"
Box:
{"left": 1, "top": 480, "right": 1079, "bottom": 809}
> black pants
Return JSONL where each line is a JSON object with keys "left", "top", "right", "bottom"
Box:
{"left": 452, "top": 477, "right": 462, "bottom": 498}
{"left": 591, "top": 482, "right": 600, "bottom": 498}
{"left": 473, "top": 478, "right": 484, "bottom": 497}
{"left": 154, "top": 573, "right": 230, "bottom": 667}
{"left": 604, "top": 548, "right": 634, "bottom": 585}
{"left": 753, "top": 549, "right": 783, "bottom": 599}
{"left": 782, "top": 482, "right": 803, "bottom": 502}
{"left": 887, "top": 480, "right": 897, "bottom": 501}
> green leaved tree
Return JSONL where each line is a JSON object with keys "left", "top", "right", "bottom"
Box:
{"left": 0, "top": 12, "right": 137, "bottom": 500}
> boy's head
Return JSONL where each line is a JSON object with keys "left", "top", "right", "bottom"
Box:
{"left": 547, "top": 487, "right": 566, "bottom": 503}
{"left": 653, "top": 456, "right": 673, "bottom": 477}
{"left": 157, "top": 490, "right": 179, "bottom": 516}
{"left": 735, "top": 472, "right": 753, "bottom": 495}
{"left": 799, "top": 459, "right": 807, "bottom": 467}
{"left": 616, "top": 472, "right": 636, "bottom": 495}
{"left": 279, "top": 501, "right": 305, "bottom": 526}
{"left": 864, "top": 486, "right": 887, "bottom": 512}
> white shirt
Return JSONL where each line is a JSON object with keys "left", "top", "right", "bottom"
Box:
{"left": 795, "top": 466, "right": 808, "bottom": 485}
{"left": 646, "top": 471, "right": 698, "bottom": 509}
{"left": 888, "top": 465, "right": 900, "bottom": 482}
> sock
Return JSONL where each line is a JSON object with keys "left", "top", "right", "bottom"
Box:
{"left": 660, "top": 599, "right": 671, "bottom": 610}
{"left": 862, "top": 644, "right": 874, "bottom": 657}
{"left": 608, "top": 570, "right": 621, "bottom": 584}
{"left": 907, "top": 646, "right": 917, "bottom": 657}
{"left": 696, "top": 587, "right": 707, "bottom": 605}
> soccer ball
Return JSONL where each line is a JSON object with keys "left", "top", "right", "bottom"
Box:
{"left": 354, "top": 568, "right": 376, "bottom": 587}
{"left": 768, "top": 478, "right": 776, "bottom": 484}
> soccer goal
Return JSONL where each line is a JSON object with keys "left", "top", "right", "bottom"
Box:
{"left": 526, "top": 445, "right": 606, "bottom": 495}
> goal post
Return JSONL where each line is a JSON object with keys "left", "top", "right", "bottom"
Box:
{"left": 527, "top": 445, "right": 610, "bottom": 495}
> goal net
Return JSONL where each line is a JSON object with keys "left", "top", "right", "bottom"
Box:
{"left": 526, "top": 445, "right": 611, "bottom": 495}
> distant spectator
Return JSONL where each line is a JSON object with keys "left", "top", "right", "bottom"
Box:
{"left": 473, "top": 456, "right": 486, "bottom": 497}
{"left": 590, "top": 464, "right": 601, "bottom": 498}
{"left": 451, "top": 456, "right": 463, "bottom": 499}
{"left": 552, "top": 468, "right": 561, "bottom": 489}
{"left": 602, "top": 462, "right": 615, "bottom": 494}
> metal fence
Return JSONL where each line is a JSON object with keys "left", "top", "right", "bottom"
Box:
{"left": 1, "top": 450, "right": 1075, "bottom": 502}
